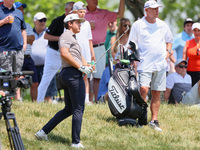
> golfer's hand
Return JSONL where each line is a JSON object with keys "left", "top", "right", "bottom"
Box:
{"left": 78, "top": 65, "right": 92, "bottom": 75}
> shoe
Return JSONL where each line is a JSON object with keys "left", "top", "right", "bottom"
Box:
{"left": 52, "top": 100, "right": 58, "bottom": 104}
{"left": 71, "top": 143, "right": 85, "bottom": 149}
{"left": 149, "top": 120, "right": 162, "bottom": 132}
{"left": 85, "top": 101, "right": 93, "bottom": 105}
{"left": 17, "top": 97, "right": 23, "bottom": 102}
{"left": 35, "top": 130, "right": 48, "bottom": 141}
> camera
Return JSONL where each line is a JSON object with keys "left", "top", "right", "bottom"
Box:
{"left": 0, "top": 69, "right": 33, "bottom": 113}
{"left": 0, "top": 69, "right": 32, "bottom": 96}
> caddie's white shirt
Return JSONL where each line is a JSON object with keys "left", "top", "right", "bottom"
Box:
{"left": 128, "top": 16, "right": 173, "bottom": 73}
{"left": 76, "top": 20, "right": 93, "bottom": 63}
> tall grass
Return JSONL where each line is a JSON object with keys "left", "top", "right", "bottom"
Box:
{"left": 0, "top": 100, "right": 200, "bottom": 150}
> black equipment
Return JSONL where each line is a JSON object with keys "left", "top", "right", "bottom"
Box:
{"left": 0, "top": 69, "right": 33, "bottom": 150}
{"left": 107, "top": 41, "right": 148, "bottom": 126}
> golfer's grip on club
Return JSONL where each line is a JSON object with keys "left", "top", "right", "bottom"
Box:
{"left": 80, "top": 64, "right": 96, "bottom": 77}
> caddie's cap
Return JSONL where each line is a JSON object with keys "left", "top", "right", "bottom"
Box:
{"left": 175, "top": 59, "right": 188, "bottom": 67}
{"left": 184, "top": 18, "right": 194, "bottom": 26}
{"left": 192, "top": 22, "right": 200, "bottom": 30}
{"left": 14, "top": 2, "right": 27, "bottom": 9}
{"left": 144, "top": 0, "right": 162, "bottom": 9}
{"left": 34, "top": 12, "right": 47, "bottom": 21}
{"left": 63, "top": 14, "right": 85, "bottom": 23}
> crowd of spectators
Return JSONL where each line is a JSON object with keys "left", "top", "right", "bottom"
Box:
{"left": 1, "top": 1, "right": 200, "bottom": 146}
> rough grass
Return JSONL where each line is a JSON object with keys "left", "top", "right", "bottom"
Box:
{"left": 1, "top": 100, "right": 200, "bottom": 150}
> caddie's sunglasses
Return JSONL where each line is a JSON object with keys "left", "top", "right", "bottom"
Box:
{"left": 178, "top": 65, "right": 187, "bottom": 69}
{"left": 197, "top": 48, "right": 200, "bottom": 55}
{"left": 39, "top": 18, "right": 47, "bottom": 22}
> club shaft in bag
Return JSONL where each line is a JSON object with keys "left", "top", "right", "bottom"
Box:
{"left": 94, "top": 25, "right": 130, "bottom": 66}
{"left": 82, "top": 25, "right": 130, "bottom": 77}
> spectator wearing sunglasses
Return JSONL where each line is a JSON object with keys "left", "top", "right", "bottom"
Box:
{"left": 183, "top": 23, "right": 200, "bottom": 86}
{"left": 31, "top": 12, "right": 57, "bottom": 103}
{"left": 165, "top": 59, "right": 200, "bottom": 106}
{"left": 111, "top": 18, "right": 131, "bottom": 63}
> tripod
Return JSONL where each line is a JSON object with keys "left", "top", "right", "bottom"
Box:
{"left": 0, "top": 95, "right": 25, "bottom": 150}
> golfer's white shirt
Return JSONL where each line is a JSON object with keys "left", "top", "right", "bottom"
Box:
{"left": 128, "top": 16, "right": 173, "bottom": 73}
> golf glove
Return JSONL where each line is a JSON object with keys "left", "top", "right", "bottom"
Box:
{"left": 78, "top": 65, "right": 92, "bottom": 75}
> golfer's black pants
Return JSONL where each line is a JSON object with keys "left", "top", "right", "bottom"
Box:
{"left": 42, "top": 67, "right": 85, "bottom": 144}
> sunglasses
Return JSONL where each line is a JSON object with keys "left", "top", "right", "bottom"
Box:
{"left": 197, "top": 48, "right": 200, "bottom": 55}
{"left": 39, "top": 18, "right": 47, "bottom": 22}
{"left": 123, "top": 24, "right": 130, "bottom": 27}
{"left": 178, "top": 65, "right": 187, "bottom": 68}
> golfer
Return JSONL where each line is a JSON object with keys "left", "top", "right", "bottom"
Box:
{"left": 35, "top": 13, "right": 94, "bottom": 149}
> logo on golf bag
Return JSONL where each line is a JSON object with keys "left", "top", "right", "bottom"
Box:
{"left": 109, "top": 86, "right": 125, "bottom": 110}
{"left": 108, "top": 77, "right": 126, "bottom": 113}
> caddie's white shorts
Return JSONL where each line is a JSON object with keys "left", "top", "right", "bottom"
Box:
{"left": 138, "top": 69, "right": 166, "bottom": 91}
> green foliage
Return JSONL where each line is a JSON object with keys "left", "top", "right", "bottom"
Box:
{"left": 1, "top": 101, "right": 200, "bottom": 149}
{"left": 160, "top": 0, "right": 200, "bottom": 32}
{"left": 18, "top": 0, "right": 117, "bottom": 28}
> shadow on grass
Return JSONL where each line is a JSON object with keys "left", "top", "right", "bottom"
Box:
{"left": 105, "top": 116, "right": 118, "bottom": 123}
{"left": 49, "top": 133, "right": 71, "bottom": 145}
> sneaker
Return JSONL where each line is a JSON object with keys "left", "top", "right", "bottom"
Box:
{"left": 149, "top": 120, "right": 162, "bottom": 132}
{"left": 71, "top": 143, "right": 85, "bottom": 149}
{"left": 52, "top": 99, "right": 58, "bottom": 104}
{"left": 85, "top": 101, "right": 93, "bottom": 105}
{"left": 35, "top": 130, "right": 48, "bottom": 141}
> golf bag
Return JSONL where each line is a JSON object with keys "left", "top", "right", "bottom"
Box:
{"left": 107, "top": 41, "right": 148, "bottom": 126}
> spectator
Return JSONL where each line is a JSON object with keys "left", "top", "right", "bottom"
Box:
{"left": 127, "top": 0, "right": 173, "bottom": 132}
{"left": 14, "top": 2, "right": 37, "bottom": 102}
{"left": 112, "top": 18, "right": 131, "bottom": 62}
{"left": 183, "top": 22, "right": 200, "bottom": 86}
{"left": 165, "top": 59, "right": 200, "bottom": 106}
{"left": 71, "top": 1, "right": 95, "bottom": 105}
{"left": 36, "top": 2, "right": 74, "bottom": 102}
{"left": 0, "top": 0, "right": 27, "bottom": 101}
{"left": 173, "top": 18, "right": 194, "bottom": 60}
{"left": 85, "top": 0, "right": 125, "bottom": 102}
{"left": 105, "top": 20, "right": 118, "bottom": 67}
{"left": 35, "top": 14, "right": 93, "bottom": 148}
{"left": 31, "top": 12, "right": 57, "bottom": 103}
{"left": 168, "top": 18, "right": 194, "bottom": 74}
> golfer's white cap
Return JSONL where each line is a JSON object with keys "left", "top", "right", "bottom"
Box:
{"left": 64, "top": 14, "right": 85, "bottom": 23}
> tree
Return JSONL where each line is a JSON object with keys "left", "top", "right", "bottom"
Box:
{"left": 160, "top": 0, "right": 200, "bottom": 33}
{"left": 20, "top": 0, "right": 118, "bottom": 27}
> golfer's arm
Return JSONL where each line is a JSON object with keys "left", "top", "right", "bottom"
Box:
{"left": 60, "top": 47, "right": 81, "bottom": 69}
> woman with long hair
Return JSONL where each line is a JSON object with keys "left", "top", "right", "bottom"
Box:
{"left": 111, "top": 18, "right": 131, "bottom": 62}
